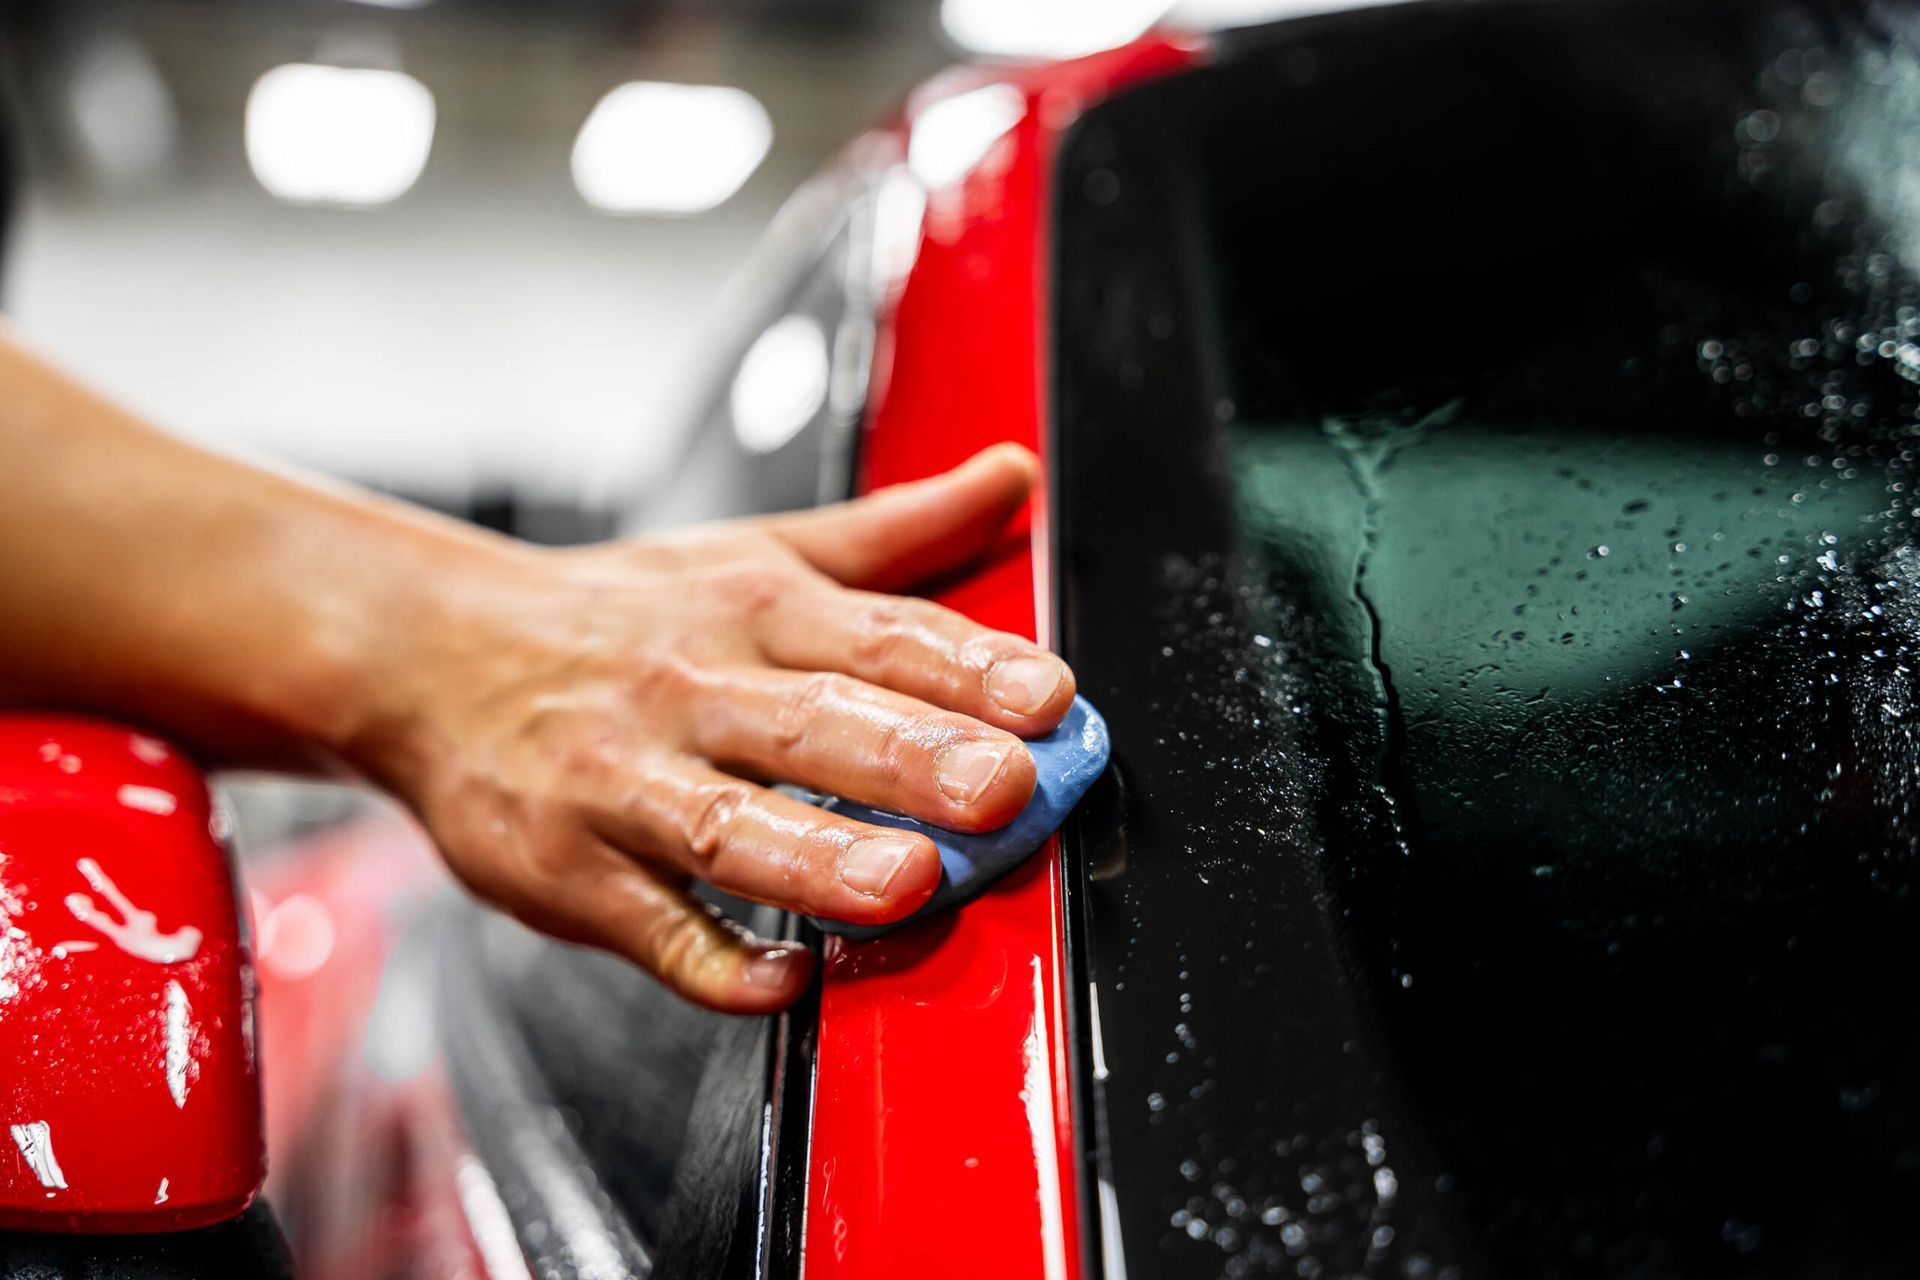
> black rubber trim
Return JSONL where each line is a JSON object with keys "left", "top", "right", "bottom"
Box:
{"left": 0, "top": 1200, "right": 292, "bottom": 1280}
{"left": 653, "top": 915, "right": 818, "bottom": 1280}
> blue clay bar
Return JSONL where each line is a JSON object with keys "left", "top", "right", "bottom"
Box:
{"left": 812, "top": 695, "right": 1111, "bottom": 940}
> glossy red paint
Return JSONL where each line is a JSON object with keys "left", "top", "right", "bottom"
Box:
{"left": 806, "top": 36, "right": 1204, "bottom": 1280}
{"left": 0, "top": 715, "right": 262, "bottom": 1232}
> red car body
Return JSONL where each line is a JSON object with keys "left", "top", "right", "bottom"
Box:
{"left": 0, "top": 28, "right": 1205, "bottom": 1279}
{"left": 17, "top": 5, "right": 1920, "bottom": 1277}
{"left": 0, "top": 718, "right": 260, "bottom": 1234}
{"left": 805, "top": 35, "right": 1199, "bottom": 1280}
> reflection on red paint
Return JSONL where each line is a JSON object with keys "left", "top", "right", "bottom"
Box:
{"left": 258, "top": 893, "right": 337, "bottom": 981}
{"left": 804, "top": 34, "right": 1203, "bottom": 1279}
{"left": 0, "top": 716, "right": 262, "bottom": 1232}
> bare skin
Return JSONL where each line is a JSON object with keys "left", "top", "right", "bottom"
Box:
{"left": 0, "top": 328, "right": 1075, "bottom": 1012}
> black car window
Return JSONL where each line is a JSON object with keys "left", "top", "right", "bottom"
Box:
{"left": 1057, "top": 1, "right": 1920, "bottom": 1275}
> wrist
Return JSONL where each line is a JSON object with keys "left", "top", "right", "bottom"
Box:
{"left": 286, "top": 511, "right": 534, "bottom": 788}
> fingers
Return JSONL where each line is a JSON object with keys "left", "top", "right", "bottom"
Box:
{"left": 528, "top": 840, "right": 815, "bottom": 1014}
{"left": 595, "top": 753, "right": 944, "bottom": 925}
{"left": 752, "top": 586, "right": 1075, "bottom": 735}
{"left": 688, "top": 667, "right": 1037, "bottom": 831}
{"left": 767, "top": 442, "right": 1037, "bottom": 591}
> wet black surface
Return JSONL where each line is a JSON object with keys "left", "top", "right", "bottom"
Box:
{"left": 1056, "top": 2, "right": 1920, "bottom": 1275}
{"left": 443, "top": 890, "right": 805, "bottom": 1280}
{"left": 0, "top": 1201, "right": 292, "bottom": 1280}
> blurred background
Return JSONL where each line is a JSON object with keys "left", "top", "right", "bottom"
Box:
{"left": 0, "top": 0, "right": 1270, "bottom": 841}
{"left": 0, "top": 0, "right": 958, "bottom": 533}
{"left": 0, "top": 0, "right": 958, "bottom": 844}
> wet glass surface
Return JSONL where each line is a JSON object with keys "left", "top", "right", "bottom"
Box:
{"left": 1056, "top": 2, "right": 1920, "bottom": 1275}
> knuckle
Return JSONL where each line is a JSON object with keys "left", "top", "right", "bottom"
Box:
{"left": 557, "top": 739, "right": 614, "bottom": 787}
{"left": 517, "top": 823, "right": 586, "bottom": 886}
{"left": 627, "top": 649, "right": 700, "bottom": 707}
{"left": 961, "top": 630, "right": 1021, "bottom": 675}
{"left": 871, "top": 712, "right": 936, "bottom": 789}
{"left": 799, "top": 830, "right": 860, "bottom": 904}
{"left": 772, "top": 671, "right": 850, "bottom": 754}
{"left": 849, "top": 597, "right": 913, "bottom": 667}
{"left": 856, "top": 598, "right": 991, "bottom": 702}
{"left": 766, "top": 818, "right": 849, "bottom": 894}
{"left": 713, "top": 560, "right": 794, "bottom": 617}
{"left": 522, "top": 837, "right": 574, "bottom": 884}
{"left": 644, "top": 911, "right": 716, "bottom": 989}
{"left": 682, "top": 779, "right": 755, "bottom": 864}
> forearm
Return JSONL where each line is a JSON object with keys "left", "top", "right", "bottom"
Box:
{"left": 0, "top": 328, "right": 511, "bottom": 769}
{"left": 0, "top": 326, "right": 1078, "bottom": 1009}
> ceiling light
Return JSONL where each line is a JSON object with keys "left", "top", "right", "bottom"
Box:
{"left": 571, "top": 81, "right": 772, "bottom": 216}
{"left": 939, "top": 0, "right": 1176, "bottom": 60}
{"left": 245, "top": 63, "right": 435, "bottom": 207}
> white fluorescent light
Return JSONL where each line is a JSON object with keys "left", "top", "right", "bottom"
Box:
{"left": 731, "top": 315, "right": 829, "bottom": 455}
{"left": 245, "top": 63, "right": 435, "bottom": 207}
{"left": 907, "top": 83, "right": 1026, "bottom": 189}
{"left": 939, "top": 0, "right": 1176, "bottom": 59}
{"left": 571, "top": 81, "right": 772, "bottom": 216}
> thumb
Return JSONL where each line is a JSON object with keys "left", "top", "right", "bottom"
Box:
{"left": 768, "top": 443, "right": 1038, "bottom": 591}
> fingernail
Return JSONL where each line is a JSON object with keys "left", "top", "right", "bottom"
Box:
{"left": 986, "top": 655, "right": 1065, "bottom": 716}
{"left": 936, "top": 739, "right": 1012, "bottom": 804}
{"left": 743, "top": 946, "right": 805, "bottom": 986}
{"left": 841, "top": 836, "right": 920, "bottom": 896}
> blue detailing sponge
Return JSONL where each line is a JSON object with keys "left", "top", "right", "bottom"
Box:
{"left": 812, "top": 695, "right": 1111, "bottom": 940}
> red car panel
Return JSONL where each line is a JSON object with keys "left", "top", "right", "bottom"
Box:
{"left": 806, "top": 35, "right": 1203, "bottom": 1279}
{"left": 0, "top": 716, "right": 262, "bottom": 1232}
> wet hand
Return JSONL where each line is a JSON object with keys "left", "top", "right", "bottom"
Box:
{"left": 341, "top": 444, "right": 1074, "bottom": 1012}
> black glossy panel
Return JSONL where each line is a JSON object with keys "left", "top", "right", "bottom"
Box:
{"left": 0, "top": 1201, "right": 292, "bottom": 1280}
{"left": 443, "top": 905, "right": 681, "bottom": 1277}
{"left": 1057, "top": 2, "right": 1920, "bottom": 1275}
{"left": 447, "top": 894, "right": 809, "bottom": 1280}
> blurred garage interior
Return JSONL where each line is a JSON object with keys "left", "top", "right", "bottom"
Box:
{"left": 0, "top": 0, "right": 1275, "bottom": 846}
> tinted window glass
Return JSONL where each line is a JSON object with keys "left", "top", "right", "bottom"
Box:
{"left": 1057, "top": 3, "right": 1920, "bottom": 1275}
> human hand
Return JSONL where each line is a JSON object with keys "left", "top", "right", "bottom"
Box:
{"left": 341, "top": 444, "right": 1074, "bottom": 1012}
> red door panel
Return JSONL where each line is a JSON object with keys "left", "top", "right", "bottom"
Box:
{"left": 805, "top": 36, "right": 1203, "bottom": 1280}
